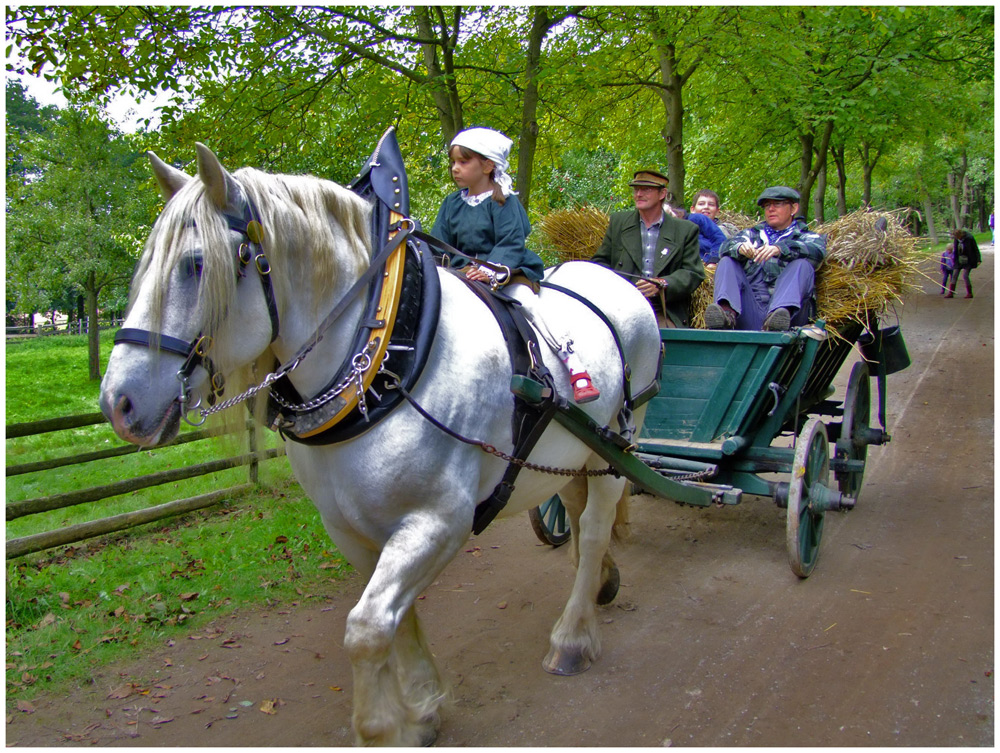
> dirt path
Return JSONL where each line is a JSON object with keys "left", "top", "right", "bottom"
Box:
{"left": 7, "top": 248, "right": 994, "bottom": 747}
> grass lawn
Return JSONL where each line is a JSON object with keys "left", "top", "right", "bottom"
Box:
{"left": 6, "top": 331, "right": 352, "bottom": 704}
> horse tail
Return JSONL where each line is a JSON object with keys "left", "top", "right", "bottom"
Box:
{"left": 611, "top": 483, "right": 632, "bottom": 544}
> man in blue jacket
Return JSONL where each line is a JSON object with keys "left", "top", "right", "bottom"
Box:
{"left": 704, "top": 186, "right": 826, "bottom": 331}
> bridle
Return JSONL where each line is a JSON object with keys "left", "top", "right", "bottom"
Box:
{"left": 115, "top": 180, "right": 416, "bottom": 429}
{"left": 114, "top": 189, "right": 280, "bottom": 425}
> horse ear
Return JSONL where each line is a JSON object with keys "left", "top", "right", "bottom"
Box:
{"left": 195, "top": 142, "right": 239, "bottom": 210}
{"left": 148, "top": 151, "right": 191, "bottom": 201}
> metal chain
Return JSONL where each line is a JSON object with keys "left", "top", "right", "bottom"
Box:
{"left": 269, "top": 340, "right": 379, "bottom": 413}
{"left": 192, "top": 339, "right": 379, "bottom": 423}
{"left": 477, "top": 442, "right": 618, "bottom": 478}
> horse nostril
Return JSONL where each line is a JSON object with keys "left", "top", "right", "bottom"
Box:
{"left": 115, "top": 394, "right": 133, "bottom": 420}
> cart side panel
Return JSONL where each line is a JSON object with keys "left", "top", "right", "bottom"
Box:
{"left": 644, "top": 330, "right": 798, "bottom": 443}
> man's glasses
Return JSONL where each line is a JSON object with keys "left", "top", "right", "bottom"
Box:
{"left": 760, "top": 200, "right": 792, "bottom": 209}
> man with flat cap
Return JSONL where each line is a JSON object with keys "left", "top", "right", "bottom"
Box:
{"left": 591, "top": 169, "right": 704, "bottom": 327}
{"left": 704, "top": 185, "right": 826, "bottom": 331}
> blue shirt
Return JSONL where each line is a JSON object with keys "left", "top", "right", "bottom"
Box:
{"left": 685, "top": 212, "right": 728, "bottom": 263}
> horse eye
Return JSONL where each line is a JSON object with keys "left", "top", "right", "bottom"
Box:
{"left": 182, "top": 255, "right": 204, "bottom": 279}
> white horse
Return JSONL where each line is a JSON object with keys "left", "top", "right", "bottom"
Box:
{"left": 99, "top": 144, "right": 661, "bottom": 745}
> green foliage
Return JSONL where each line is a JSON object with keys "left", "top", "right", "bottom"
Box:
{"left": 6, "top": 104, "right": 154, "bottom": 318}
{"left": 5, "top": 6, "right": 994, "bottom": 234}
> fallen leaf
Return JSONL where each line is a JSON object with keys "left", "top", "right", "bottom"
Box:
{"left": 16, "top": 700, "right": 35, "bottom": 714}
{"left": 273, "top": 637, "right": 289, "bottom": 646}
{"left": 329, "top": 686, "right": 342, "bottom": 692}
{"left": 150, "top": 716, "right": 173, "bottom": 726}
{"left": 259, "top": 699, "right": 277, "bottom": 715}
{"left": 37, "top": 613, "right": 56, "bottom": 629}
{"left": 107, "top": 684, "right": 135, "bottom": 700}
{"left": 497, "top": 601, "right": 507, "bottom": 609}
{"left": 178, "top": 592, "right": 199, "bottom": 602}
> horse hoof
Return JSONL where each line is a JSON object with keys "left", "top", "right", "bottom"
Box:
{"left": 542, "top": 647, "right": 592, "bottom": 676}
{"left": 419, "top": 726, "right": 439, "bottom": 747}
{"left": 596, "top": 563, "right": 620, "bottom": 606}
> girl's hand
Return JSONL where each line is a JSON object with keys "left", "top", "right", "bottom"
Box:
{"left": 465, "top": 265, "right": 490, "bottom": 282}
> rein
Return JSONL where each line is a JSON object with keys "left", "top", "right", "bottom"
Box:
{"left": 383, "top": 370, "right": 617, "bottom": 479}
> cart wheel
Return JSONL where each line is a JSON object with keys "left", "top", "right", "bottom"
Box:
{"left": 786, "top": 417, "right": 830, "bottom": 578}
{"left": 529, "top": 495, "right": 571, "bottom": 547}
{"left": 836, "top": 360, "right": 871, "bottom": 501}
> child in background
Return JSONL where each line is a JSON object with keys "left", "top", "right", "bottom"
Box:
{"left": 939, "top": 243, "right": 955, "bottom": 295}
{"left": 431, "top": 127, "right": 599, "bottom": 403}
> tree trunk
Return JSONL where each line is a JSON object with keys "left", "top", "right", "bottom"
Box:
{"left": 922, "top": 193, "right": 939, "bottom": 246}
{"left": 959, "top": 169, "right": 970, "bottom": 229}
{"left": 948, "top": 150, "right": 968, "bottom": 229}
{"left": 655, "top": 42, "right": 686, "bottom": 206}
{"left": 813, "top": 158, "right": 827, "bottom": 224}
{"left": 516, "top": 7, "right": 552, "bottom": 212}
{"left": 413, "top": 7, "right": 462, "bottom": 144}
{"left": 858, "top": 141, "right": 881, "bottom": 208}
{"left": 86, "top": 273, "right": 101, "bottom": 380}
{"left": 832, "top": 144, "right": 848, "bottom": 216}
{"left": 797, "top": 120, "right": 834, "bottom": 222}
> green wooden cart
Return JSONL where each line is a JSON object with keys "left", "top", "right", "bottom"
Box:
{"left": 528, "top": 318, "right": 908, "bottom": 577}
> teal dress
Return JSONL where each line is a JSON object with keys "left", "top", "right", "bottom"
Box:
{"left": 431, "top": 191, "right": 544, "bottom": 282}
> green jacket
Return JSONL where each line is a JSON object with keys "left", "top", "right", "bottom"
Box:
{"left": 591, "top": 210, "right": 705, "bottom": 327}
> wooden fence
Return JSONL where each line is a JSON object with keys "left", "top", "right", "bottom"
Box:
{"left": 5, "top": 412, "right": 283, "bottom": 559}
{"left": 6, "top": 318, "right": 124, "bottom": 338}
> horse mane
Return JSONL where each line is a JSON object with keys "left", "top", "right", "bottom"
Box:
{"left": 132, "top": 165, "right": 373, "bottom": 346}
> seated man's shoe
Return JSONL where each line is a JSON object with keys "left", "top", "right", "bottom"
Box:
{"left": 704, "top": 303, "right": 737, "bottom": 330}
{"left": 762, "top": 307, "right": 791, "bottom": 331}
{"left": 570, "top": 371, "right": 600, "bottom": 404}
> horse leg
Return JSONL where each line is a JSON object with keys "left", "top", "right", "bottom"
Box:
{"left": 557, "top": 476, "right": 622, "bottom": 607}
{"left": 392, "top": 605, "right": 449, "bottom": 743}
{"left": 344, "top": 520, "right": 463, "bottom": 746}
{"left": 543, "top": 471, "right": 626, "bottom": 675}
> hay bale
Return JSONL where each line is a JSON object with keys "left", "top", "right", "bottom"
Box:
{"left": 536, "top": 206, "right": 609, "bottom": 262}
{"left": 817, "top": 208, "right": 919, "bottom": 272}
{"left": 716, "top": 209, "right": 757, "bottom": 233}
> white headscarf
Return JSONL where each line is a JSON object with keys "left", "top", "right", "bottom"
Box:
{"left": 451, "top": 127, "right": 516, "bottom": 197}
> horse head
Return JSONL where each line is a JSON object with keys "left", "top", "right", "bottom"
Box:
{"left": 100, "top": 144, "right": 283, "bottom": 447}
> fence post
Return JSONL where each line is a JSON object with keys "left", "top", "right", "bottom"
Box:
{"left": 248, "top": 420, "right": 259, "bottom": 484}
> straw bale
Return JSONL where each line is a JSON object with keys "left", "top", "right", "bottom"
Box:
{"left": 716, "top": 209, "right": 757, "bottom": 233}
{"left": 537, "top": 206, "right": 609, "bottom": 262}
